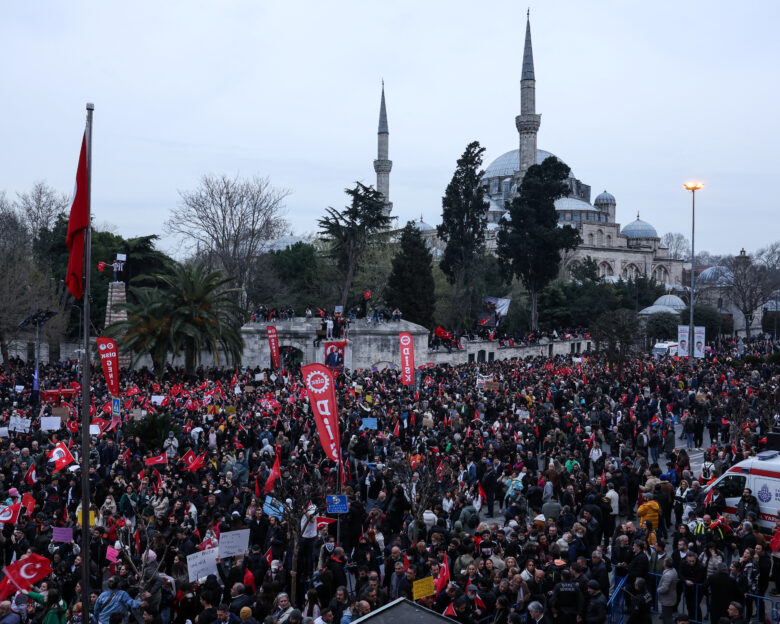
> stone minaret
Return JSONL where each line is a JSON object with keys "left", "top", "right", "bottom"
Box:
{"left": 515, "top": 13, "right": 541, "bottom": 185}
{"left": 373, "top": 82, "right": 393, "bottom": 215}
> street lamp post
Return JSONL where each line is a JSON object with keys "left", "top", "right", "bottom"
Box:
{"left": 18, "top": 309, "right": 58, "bottom": 404}
{"left": 684, "top": 182, "right": 703, "bottom": 364}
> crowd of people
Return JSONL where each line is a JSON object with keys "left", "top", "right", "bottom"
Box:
{"left": 0, "top": 334, "right": 778, "bottom": 624}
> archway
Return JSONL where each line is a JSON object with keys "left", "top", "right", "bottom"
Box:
{"left": 280, "top": 346, "right": 304, "bottom": 366}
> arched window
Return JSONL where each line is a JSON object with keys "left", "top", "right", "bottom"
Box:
{"left": 653, "top": 265, "right": 668, "bottom": 282}
{"left": 596, "top": 229, "right": 604, "bottom": 246}
{"left": 606, "top": 235, "right": 612, "bottom": 247}
{"left": 587, "top": 233, "right": 594, "bottom": 245}
{"left": 623, "top": 264, "right": 640, "bottom": 280}
{"left": 599, "top": 262, "right": 613, "bottom": 277}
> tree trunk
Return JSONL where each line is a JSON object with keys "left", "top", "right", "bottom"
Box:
{"left": 530, "top": 289, "right": 539, "bottom": 331}
{"left": 340, "top": 261, "right": 357, "bottom": 310}
{"left": 291, "top": 534, "right": 300, "bottom": 606}
{"left": 744, "top": 311, "right": 753, "bottom": 338}
{"left": 0, "top": 335, "right": 8, "bottom": 365}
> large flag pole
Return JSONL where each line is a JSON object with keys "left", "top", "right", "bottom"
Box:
{"left": 80, "top": 102, "right": 94, "bottom": 624}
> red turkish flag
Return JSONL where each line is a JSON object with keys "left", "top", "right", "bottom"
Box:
{"left": 0, "top": 503, "right": 22, "bottom": 524}
{"left": 443, "top": 603, "right": 456, "bottom": 617}
{"left": 97, "top": 261, "right": 106, "bottom": 272}
{"left": 4, "top": 553, "right": 52, "bottom": 590}
{"left": 301, "top": 364, "right": 341, "bottom": 461}
{"left": 145, "top": 453, "right": 167, "bottom": 466}
{"left": 65, "top": 132, "right": 89, "bottom": 300}
{"left": 436, "top": 555, "right": 450, "bottom": 595}
{"left": 265, "top": 453, "right": 281, "bottom": 493}
{"left": 48, "top": 442, "right": 75, "bottom": 473}
{"left": 24, "top": 464, "right": 37, "bottom": 486}
{"left": 181, "top": 449, "right": 196, "bottom": 466}
{"left": 434, "top": 326, "right": 452, "bottom": 340}
{"left": 315, "top": 516, "right": 336, "bottom": 531}
{"left": 264, "top": 547, "right": 273, "bottom": 566}
{"left": 65, "top": 420, "right": 79, "bottom": 434}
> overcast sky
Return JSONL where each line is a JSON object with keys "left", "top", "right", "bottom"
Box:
{"left": 2, "top": 1, "right": 778, "bottom": 257}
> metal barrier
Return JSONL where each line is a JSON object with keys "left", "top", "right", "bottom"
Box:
{"left": 607, "top": 573, "right": 628, "bottom": 624}
{"left": 647, "top": 572, "right": 780, "bottom": 624}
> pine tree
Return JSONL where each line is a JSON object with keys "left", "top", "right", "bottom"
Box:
{"left": 437, "top": 141, "right": 488, "bottom": 329}
{"left": 385, "top": 222, "right": 435, "bottom": 327}
{"left": 497, "top": 157, "right": 580, "bottom": 330}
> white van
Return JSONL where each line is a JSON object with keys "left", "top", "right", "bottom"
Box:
{"left": 704, "top": 450, "right": 780, "bottom": 532}
{"left": 652, "top": 342, "right": 678, "bottom": 357}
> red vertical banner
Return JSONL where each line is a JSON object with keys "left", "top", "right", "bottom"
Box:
{"left": 399, "top": 332, "right": 415, "bottom": 385}
{"left": 267, "top": 326, "right": 280, "bottom": 369}
{"left": 301, "top": 364, "right": 341, "bottom": 461}
{"left": 96, "top": 337, "right": 120, "bottom": 397}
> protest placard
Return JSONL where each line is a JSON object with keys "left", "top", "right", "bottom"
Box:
{"left": 9, "top": 416, "right": 30, "bottom": 433}
{"left": 413, "top": 576, "right": 435, "bottom": 600}
{"left": 41, "top": 417, "right": 61, "bottom": 431}
{"left": 187, "top": 548, "right": 219, "bottom": 582}
{"left": 218, "top": 529, "right": 250, "bottom": 558}
{"left": 106, "top": 546, "right": 119, "bottom": 562}
{"left": 53, "top": 527, "right": 73, "bottom": 543}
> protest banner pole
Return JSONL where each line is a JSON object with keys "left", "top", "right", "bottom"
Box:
{"left": 80, "top": 102, "right": 94, "bottom": 623}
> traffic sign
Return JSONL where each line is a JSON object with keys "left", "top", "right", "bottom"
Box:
{"left": 111, "top": 397, "right": 120, "bottom": 417}
{"left": 326, "top": 495, "right": 348, "bottom": 514}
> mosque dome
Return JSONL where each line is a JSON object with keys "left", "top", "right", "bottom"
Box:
{"left": 622, "top": 215, "right": 658, "bottom": 239}
{"left": 638, "top": 304, "right": 680, "bottom": 317}
{"left": 653, "top": 294, "right": 686, "bottom": 310}
{"left": 483, "top": 148, "right": 568, "bottom": 179}
{"left": 594, "top": 190, "right": 616, "bottom": 206}
{"left": 413, "top": 215, "right": 435, "bottom": 232}
{"left": 697, "top": 265, "right": 732, "bottom": 285}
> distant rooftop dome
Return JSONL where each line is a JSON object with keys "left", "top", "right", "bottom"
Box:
{"left": 697, "top": 265, "right": 732, "bottom": 285}
{"left": 638, "top": 304, "right": 680, "bottom": 316}
{"left": 413, "top": 215, "right": 435, "bottom": 231}
{"left": 594, "top": 190, "right": 616, "bottom": 206}
{"left": 653, "top": 294, "right": 686, "bottom": 310}
{"left": 483, "top": 148, "right": 568, "bottom": 179}
{"left": 622, "top": 213, "right": 658, "bottom": 239}
{"left": 554, "top": 196, "right": 598, "bottom": 212}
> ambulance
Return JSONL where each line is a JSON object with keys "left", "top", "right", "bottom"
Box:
{"left": 704, "top": 450, "right": 780, "bottom": 532}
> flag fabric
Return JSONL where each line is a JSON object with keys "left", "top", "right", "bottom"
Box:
{"left": 264, "top": 547, "right": 273, "bottom": 566}
{"left": 443, "top": 603, "right": 456, "bottom": 617}
{"left": 145, "top": 453, "right": 167, "bottom": 466}
{"left": 434, "top": 326, "right": 452, "bottom": 340}
{"left": 478, "top": 482, "right": 487, "bottom": 503}
{"left": 49, "top": 442, "right": 75, "bottom": 473}
{"left": 265, "top": 453, "right": 281, "bottom": 493}
{"left": 363, "top": 290, "right": 371, "bottom": 300}
{"left": 435, "top": 555, "right": 450, "bottom": 595}
{"left": 24, "top": 464, "right": 37, "bottom": 486}
{"left": 4, "top": 553, "right": 52, "bottom": 591}
{"left": 21, "top": 493, "right": 35, "bottom": 516}
{"left": 181, "top": 449, "right": 196, "bottom": 466}
{"left": 315, "top": 516, "right": 337, "bottom": 531}
{"left": 301, "top": 364, "right": 341, "bottom": 461}
{"left": 393, "top": 420, "right": 400, "bottom": 437}
{"left": 243, "top": 567, "right": 256, "bottom": 592}
{"left": 0, "top": 503, "right": 22, "bottom": 524}
{"left": 254, "top": 475, "right": 261, "bottom": 498}
{"left": 65, "top": 132, "right": 89, "bottom": 300}
{"left": 474, "top": 594, "right": 487, "bottom": 611}
{"left": 97, "top": 261, "right": 106, "bottom": 272}
{"left": 182, "top": 452, "right": 206, "bottom": 472}
{"left": 601, "top": 470, "right": 606, "bottom": 487}
{"left": 403, "top": 552, "right": 410, "bottom": 572}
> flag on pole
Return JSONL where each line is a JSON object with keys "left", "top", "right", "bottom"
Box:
{"left": 65, "top": 132, "right": 89, "bottom": 299}
{"left": 265, "top": 453, "right": 281, "bottom": 493}
{"left": 435, "top": 555, "right": 450, "bottom": 595}
{"left": 316, "top": 516, "right": 337, "bottom": 531}
{"left": 144, "top": 453, "right": 167, "bottom": 466}
{"left": 264, "top": 547, "right": 273, "bottom": 566}
{"left": 49, "top": 442, "right": 75, "bottom": 473}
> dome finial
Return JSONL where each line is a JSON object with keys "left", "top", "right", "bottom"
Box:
{"left": 636, "top": 210, "right": 640, "bottom": 220}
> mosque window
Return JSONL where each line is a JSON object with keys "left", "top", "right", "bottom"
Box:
{"left": 586, "top": 212, "right": 593, "bottom": 221}
{"left": 502, "top": 179, "right": 511, "bottom": 197}
{"left": 587, "top": 233, "right": 594, "bottom": 245}
{"left": 606, "top": 235, "right": 612, "bottom": 247}
{"left": 490, "top": 179, "right": 499, "bottom": 195}
{"left": 598, "top": 262, "right": 613, "bottom": 277}
{"left": 572, "top": 212, "right": 581, "bottom": 221}
{"left": 596, "top": 230, "right": 604, "bottom": 246}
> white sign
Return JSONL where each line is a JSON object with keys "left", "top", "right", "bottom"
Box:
{"left": 9, "top": 416, "right": 30, "bottom": 433}
{"left": 693, "top": 326, "right": 706, "bottom": 359}
{"left": 218, "top": 529, "right": 250, "bottom": 558}
{"left": 151, "top": 395, "right": 165, "bottom": 405}
{"left": 254, "top": 374, "right": 263, "bottom": 381}
{"left": 187, "top": 548, "right": 219, "bottom": 582}
{"left": 0, "top": 428, "right": 8, "bottom": 438}
{"left": 677, "top": 325, "right": 690, "bottom": 357}
{"left": 116, "top": 253, "right": 127, "bottom": 261}
{"left": 14, "top": 385, "right": 24, "bottom": 393}
{"left": 89, "top": 425, "right": 101, "bottom": 435}
{"left": 41, "top": 417, "right": 62, "bottom": 431}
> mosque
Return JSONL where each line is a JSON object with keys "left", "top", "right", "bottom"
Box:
{"left": 369, "top": 15, "right": 685, "bottom": 287}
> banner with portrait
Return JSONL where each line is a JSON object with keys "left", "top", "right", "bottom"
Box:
{"left": 324, "top": 341, "right": 346, "bottom": 370}
{"left": 677, "top": 325, "right": 689, "bottom": 357}
{"left": 693, "top": 326, "right": 706, "bottom": 359}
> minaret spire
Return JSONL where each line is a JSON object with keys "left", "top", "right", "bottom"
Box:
{"left": 515, "top": 11, "right": 541, "bottom": 184}
{"left": 374, "top": 81, "right": 392, "bottom": 215}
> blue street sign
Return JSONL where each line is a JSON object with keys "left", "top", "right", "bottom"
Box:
{"left": 111, "top": 397, "right": 120, "bottom": 417}
{"left": 326, "top": 495, "right": 348, "bottom": 514}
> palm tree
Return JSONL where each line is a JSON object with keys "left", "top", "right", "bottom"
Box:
{"left": 105, "top": 287, "right": 173, "bottom": 377}
{"left": 106, "top": 262, "right": 244, "bottom": 377}
{"left": 158, "top": 263, "right": 244, "bottom": 375}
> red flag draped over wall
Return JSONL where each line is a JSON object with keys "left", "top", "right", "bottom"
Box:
{"left": 399, "top": 332, "right": 415, "bottom": 386}
{"left": 96, "top": 337, "right": 121, "bottom": 398}
{"left": 65, "top": 132, "right": 89, "bottom": 300}
{"left": 434, "top": 326, "right": 452, "bottom": 340}
{"left": 301, "top": 364, "right": 341, "bottom": 461}
{"left": 267, "top": 326, "right": 281, "bottom": 369}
